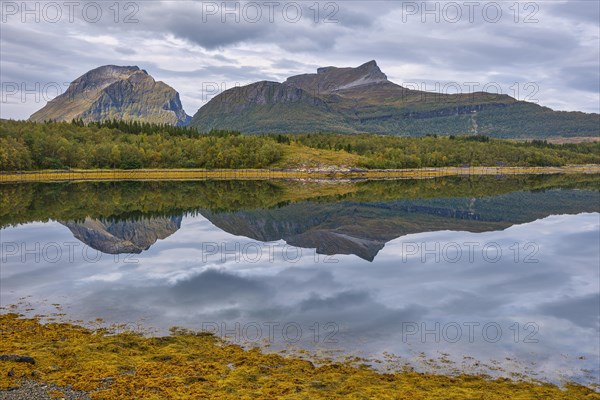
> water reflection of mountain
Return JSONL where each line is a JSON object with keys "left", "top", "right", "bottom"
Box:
{"left": 201, "top": 206, "right": 500, "bottom": 262}
{"left": 61, "top": 216, "right": 182, "bottom": 254}
{"left": 201, "top": 189, "right": 599, "bottom": 261}
{"left": 61, "top": 189, "right": 599, "bottom": 259}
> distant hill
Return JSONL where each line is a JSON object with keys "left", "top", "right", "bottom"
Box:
{"left": 30, "top": 65, "right": 190, "bottom": 126}
{"left": 190, "top": 60, "right": 599, "bottom": 137}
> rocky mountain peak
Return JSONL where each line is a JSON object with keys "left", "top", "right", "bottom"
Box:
{"left": 30, "top": 65, "right": 190, "bottom": 126}
{"left": 80, "top": 65, "right": 143, "bottom": 79}
{"left": 285, "top": 60, "right": 388, "bottom": 94}
{"left": 317, "top": 66, "right": 334, "bottom": 75}
{"left": 68, "top": 65, "right": 143, "bottom": 92}
{"left": 356, "top": 60, "right": 386, "bottom": 78}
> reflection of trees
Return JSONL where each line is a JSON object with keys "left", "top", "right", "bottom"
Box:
{"left": 1, "top": 174, "right": 598, "bottom": 229}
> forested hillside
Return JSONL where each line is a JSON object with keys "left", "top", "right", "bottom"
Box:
{"left": 191, "top": 61, "right": 600, "bottom": 137}
{"left": 1, "top": 119, "right": 599, "bottom": 171}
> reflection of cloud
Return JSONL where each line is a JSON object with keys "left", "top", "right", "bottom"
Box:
{"left": 549, "top": 228, "right": 600, "bottom": 259}
{"left": 482, "top": 271, "right": 571, "bottom": 297}
{"left": 437, "top": 290, "right": 508, "bottom": 315}
{"left": 538, "top": 294, "right": 600, "bottom": 329}
{"left": 1, "top": 211, "right": 598, "bottom": 385}
{"left": 299, "top": 290, "right": 370, "bottom": 312}
{"left": 81, "top": 272, "right": 123, "bottom": 283}
{"left": 169, "top": 268, "right": 272, "bottom": 306}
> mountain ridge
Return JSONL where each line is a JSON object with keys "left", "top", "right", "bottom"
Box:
{"left": 28, "top": 61, "right": 599, "bottom": 137}
{"left": 190, "top": 60, "right": 599, "bottom": 137}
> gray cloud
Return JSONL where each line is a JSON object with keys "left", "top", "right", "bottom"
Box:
{"left": 560, "top": 66, "right": 600, "bottom": 94}
{"left": 548, "top": 1, "right": 600, "bottom": 24}
{"left": 1, "top": 0, "right": 598, "bottom": 118}
{"left": 161, "top": 12, "right": 271, "bottom": 50}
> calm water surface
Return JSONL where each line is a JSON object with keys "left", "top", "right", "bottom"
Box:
{"left": 1, "top": 176, "right": 599, "bottom": 386}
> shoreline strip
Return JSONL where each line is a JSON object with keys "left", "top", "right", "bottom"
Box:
{"left": 1, "top": 165, "right": 599, "bottom": 183}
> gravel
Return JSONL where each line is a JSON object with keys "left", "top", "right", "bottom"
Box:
{"left": 0, "top": 379, "right": 91, "bottom": 400}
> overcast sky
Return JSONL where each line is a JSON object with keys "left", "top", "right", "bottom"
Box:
{"left": 1, "top": 0, "right": 599, "bottom": 119}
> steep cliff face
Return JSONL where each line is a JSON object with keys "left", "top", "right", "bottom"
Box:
{"left": 30, "top": 66, "right": 190, "bottom": 126}
{"left": 61, "top": 216, "right": 182, "bottom": 254}
{"left": 191, "top": 60, "right": 599, "bottom": 137}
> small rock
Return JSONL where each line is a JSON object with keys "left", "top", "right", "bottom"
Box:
{"left": 0, "top": 354, "right": 36, "bottom": 364}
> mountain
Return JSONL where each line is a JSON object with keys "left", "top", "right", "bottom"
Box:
{"left": 30, "top": 66, "right": 190, "bottom": 126}
{"left": 61, "top": 216, "right": 182, "bottom": 254}
{"left": 190, "top": 60, "right": 599, "bottom": 137}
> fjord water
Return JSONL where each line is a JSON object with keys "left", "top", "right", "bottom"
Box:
{"left": 1, "top": 176, "right": 599, "bottom": 386}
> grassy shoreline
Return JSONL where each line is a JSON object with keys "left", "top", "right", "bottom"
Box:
{"left": 1, "top": 165, "right": 599, "bottom": 183}
{"left": 1, "top": 313, "right": 598, "bottom": 399}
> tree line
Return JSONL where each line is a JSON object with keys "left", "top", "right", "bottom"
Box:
{"left": 294, "top": 133, "right": 600, "bottom": 168}
{"left": 0, "top": 120, "right": 281, "bottom": 170}
{"left": 3, "top": 174, "right": 597, "bottom": 228}
{"left": 0, "top": 119, "right": 598, "bottom": 171}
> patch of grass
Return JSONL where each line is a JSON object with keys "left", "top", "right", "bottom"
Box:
{"left": 274, "top": 143, "right": 365, "bottom": 169}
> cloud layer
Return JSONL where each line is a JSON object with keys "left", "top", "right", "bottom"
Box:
{"left": 1, "top": 1, "right": 598, "bottom": 119}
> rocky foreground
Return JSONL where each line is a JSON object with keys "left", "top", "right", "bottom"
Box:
{"left": 1, "top": 313, "right": 598, "bottom": 399}
{"left": 1, "top": 379, "right": 91, "bottom": 400}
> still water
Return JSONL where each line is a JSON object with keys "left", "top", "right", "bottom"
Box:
{"left": 1, "top": 175, "right": 599, "bottom": 386}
